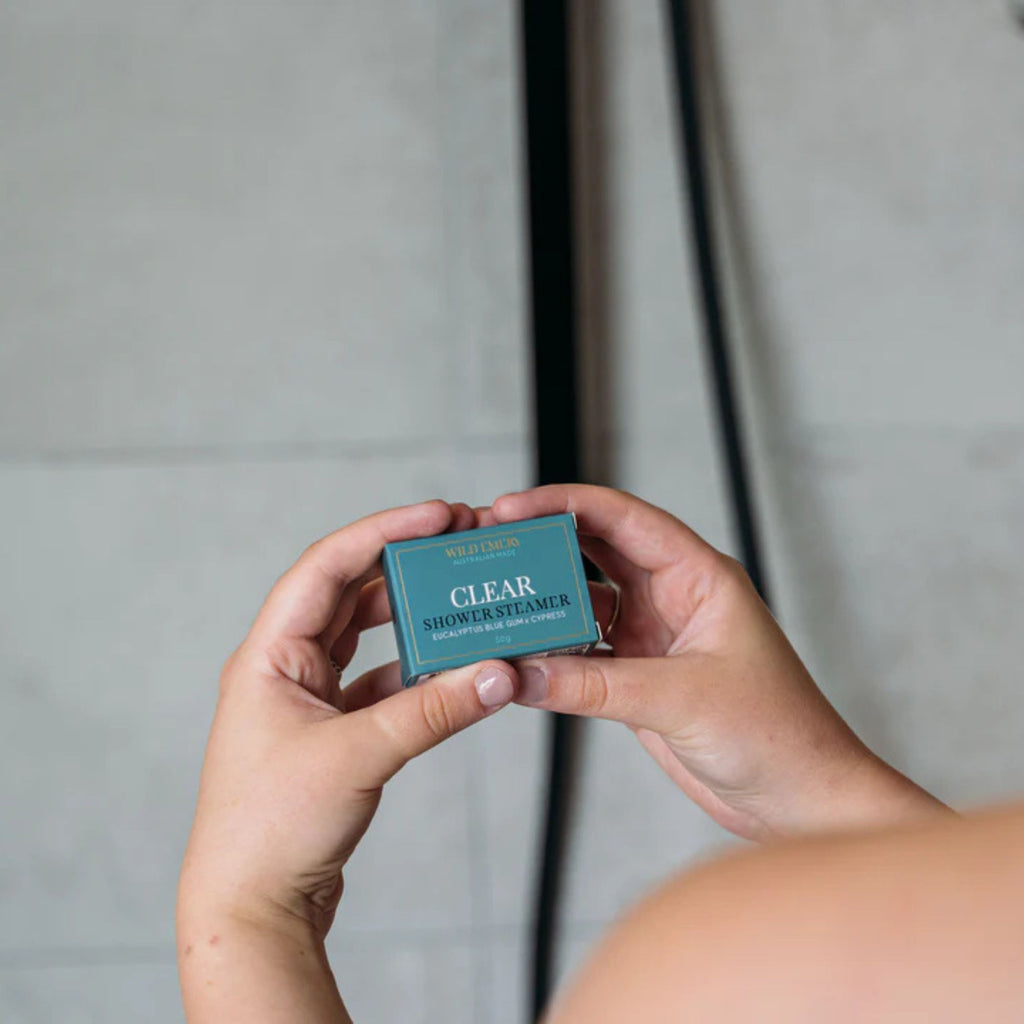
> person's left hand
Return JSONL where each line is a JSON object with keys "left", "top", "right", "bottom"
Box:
{"left": 177, "top": 500, "right": 519, "bottom": 946}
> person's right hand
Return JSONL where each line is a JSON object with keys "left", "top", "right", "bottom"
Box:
{"left": 488, "top": 485, "right": 947, "bottom": 840}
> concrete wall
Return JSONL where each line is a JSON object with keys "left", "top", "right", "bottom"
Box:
{"left": 2, "top": 2, "right": 1023, "bottom": 1020}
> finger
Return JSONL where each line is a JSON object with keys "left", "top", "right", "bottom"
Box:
{"left": 345, "top": 660, "right": 518, "bottom": 784}
{"left": 349, "top": 576, "right": 392, "bottom": 630}
{"left": 319, "top": 567, "right": 383, "bottom": 655}
{"left": 448, "top": 502, "right": 477, "bottom": 533}
{"left": 579, "top": 534, "right": 647, "bottom": 589}
{"left": 340, "top": 660, "right": 404, "bottom": 712}
{"left": 492, "top": 484, "right": 716, "bottom": 575}
{"left": 327, "top": 500, "right": 480, "bottom": 660}
{"left": 513, "top": 654, "right": 687, "bottom": 732}
{"left": 474, "top": 505, "right": 499, "bottom": 527}
{"left": 251, "top": 500, "right": 453, "bottom": 645}
{"left": 324, "top": 504, "right": 477, "bottom": 657}
{"left": 328, "top": 578, "right": 393, "bottom": 670}
{"left": 328, "top": 503, "right": 482, "bottom": 679}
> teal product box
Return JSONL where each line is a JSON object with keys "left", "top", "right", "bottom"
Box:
{"left": 382, "top": 513, "right": 601, "bottom": 686}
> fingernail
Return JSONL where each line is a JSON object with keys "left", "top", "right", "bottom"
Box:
{"left": 518, "top": 665, "right": 548, "bottom": 705}
{"left": 475, "top": 668, "right": 514, "bottom": 709}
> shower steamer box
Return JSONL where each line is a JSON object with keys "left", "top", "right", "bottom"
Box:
{"left": 382, "top": 513, "right": 601, "bottom": 686}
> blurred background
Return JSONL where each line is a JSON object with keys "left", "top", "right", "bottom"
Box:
{"left": 2, "top": 1, "right": 1023, "bottom": 1021}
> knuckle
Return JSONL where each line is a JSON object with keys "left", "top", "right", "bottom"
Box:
{"left": 418, "top": 684, "right": 459, "bottom": 743}
{"left": 218, "top": 644, "right": 253, "bottom": 695}
{"left": 577, "top": 659, "right": 612, "bottom": 716}
{"left": 218, "top": 655, "right": 238, "bottom": 696}
{"left": 301, "top": 534, "right": 326, "bottom": 561}
{"left": 262, "top": 636, "right": 321, "bottom": 687}
{"left": 296, "top": 536, "right": 335, "bottom": 581}
{"left": 715, "top": 553, "right": 753, "bottom": 592}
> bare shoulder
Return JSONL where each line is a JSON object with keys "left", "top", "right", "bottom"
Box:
{"left": 548, "top": 803, "right": 1024, "bottom": 1023}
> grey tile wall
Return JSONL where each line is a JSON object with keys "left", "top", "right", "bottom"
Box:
{"left": 0, "top": 1, "right": 527, "bottom": 1019}
{"left": 0, "top": 2, "right": 452, "bottom": 453}
{"left": 0, "top": 963, "right": 182, "bottom": 1024}
{"left": 714, "top": 0, "right": 1024, "bottom": 430}
{"left": 4, "top": 1, "right": 1024, "bottom": 1022}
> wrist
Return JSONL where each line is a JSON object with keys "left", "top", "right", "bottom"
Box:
{"left": 793, "top": 749, "right": 951, "bottom": 835}
{"left": 178, "top": 851, "right": 343, "bottom": 943}
{"left": 177, "top": 889, "right": 327, "bottom": 980}
{"left": 177, "top": 898, "right": 323, "bottom": 954}
{"left": 178, "top": 906, "right": 345, "bottom": 1023}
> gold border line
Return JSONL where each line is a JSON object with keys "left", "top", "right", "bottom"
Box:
{"left": 393, "top": 519, "right": 592, "bottom": 667}
{"left": 396, "top": 521, "right": 561, "bottom": 555}
{"left": 411, "top": 628, "right": 592, "bottom": 666}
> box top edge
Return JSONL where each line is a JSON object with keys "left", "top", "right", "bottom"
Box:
{"left": 382, "top": 511, "right": 576, "bottom": 553}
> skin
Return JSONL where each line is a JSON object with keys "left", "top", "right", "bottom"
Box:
{"left": 178, "top": 485, "right": 963, "bottom": 1022}
{"left": 550, "top": 803, "right": 1024, "bottom": 1023}
{"left": 487, "top": 485, "right": 946, "bottom": 838}
{"left": 178, "top": 500, "right": 525, "bottom": 1023}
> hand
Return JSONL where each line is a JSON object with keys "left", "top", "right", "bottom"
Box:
{"left": 487, "top": 485, "right": 946, "bottom": 840}
{"left": 177, "top": 500, "right": 518, "bottom": 1022}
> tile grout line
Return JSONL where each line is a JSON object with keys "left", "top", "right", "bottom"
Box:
{"left": 0, "top": 920, "right": 612, "bottom": 973}
{"left": 11, "top": 418, "right": 1000, "bottom": 470}
{"left": 0, "top": 434, "right": 527, "bottom": 469}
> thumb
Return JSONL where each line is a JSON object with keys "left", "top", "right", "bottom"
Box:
{"left": 347, "top": 660, "right": 518, "bottom": 785}
{"left": 515, "top": 654, "right": 688, "bottom": 732}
